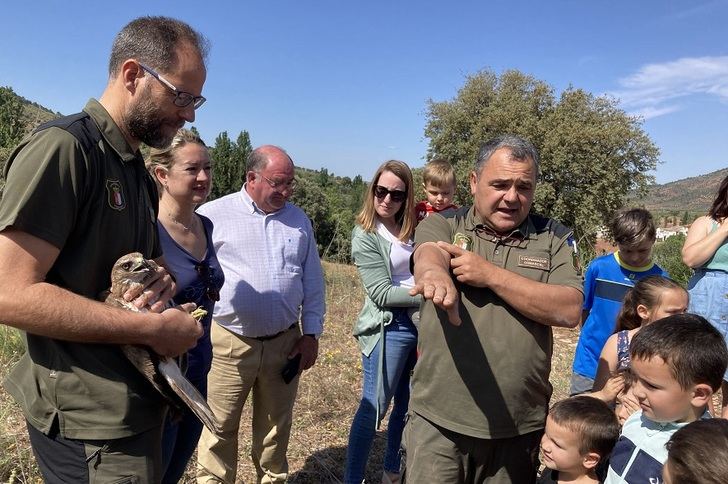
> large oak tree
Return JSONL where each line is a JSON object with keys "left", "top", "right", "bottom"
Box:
{"left": 424, "top": 69, "right": 659, "bottom": 261}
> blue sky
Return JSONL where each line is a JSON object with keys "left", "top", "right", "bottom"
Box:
{"left": 2, "top": 0, "right": 727, "bottom": 184}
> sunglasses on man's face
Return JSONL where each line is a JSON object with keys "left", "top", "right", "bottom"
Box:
{"left": 374, "top": 185, "right": 407, "bottom": 203}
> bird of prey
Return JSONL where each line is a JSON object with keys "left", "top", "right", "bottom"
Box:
{"left": 102, "top": 252, "right": 220, "bottom": 434}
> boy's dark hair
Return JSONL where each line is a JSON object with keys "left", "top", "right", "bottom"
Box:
{"left": 609, "top": 208, "right": 656, "bottom": 246}
{"left": 666, "top": 419, "right": 728, "bottom": 484}
{"left": 630, "top": 313, "right": 728, "bottom": 391}
{"left": 422, "top": 158, "right": 456, "bottom": 188}
{"left": 549, "top": 396, "right": 620, "bottom": 459}
{"left": 616, "top": 275, "right": 685, "bottom": 331}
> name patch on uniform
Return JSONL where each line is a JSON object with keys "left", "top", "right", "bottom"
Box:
{"left": 106, "top": 179, "right": 126, "bottom": 211}
{"left": 518, "top": 255, "right": 550, "bottom": 270}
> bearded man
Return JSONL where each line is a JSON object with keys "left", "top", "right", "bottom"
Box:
{"left": 0, "top": 16, "right": 209, "bottom": 483}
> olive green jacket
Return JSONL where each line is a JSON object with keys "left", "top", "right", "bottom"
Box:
{"left": 351, "top": 225, "right": 422, "bottom": 357}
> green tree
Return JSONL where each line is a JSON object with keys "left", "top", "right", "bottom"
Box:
{"left": 0, "top": 86, "right": 25, "bottom": 151}
{"left": 290, "top": 166, "right": 368, "bottom": 262}
{"left": 291, "top": 177, "right": 332, "bottom": 242}
{"left": 681, "top": 211, "right": 690, "bottom": 225}
{"left": 1, "top": 86, "right": 28, "bottom": 196}
{"left": 652, "top": 234, "right": 692, "bottom": 287}
{"left": 208, "top": 130, "right": 251, "bottom": 200}
{"left": 234, "top": 131, "right": 253, "bottom": 175}
{"left": 424, "top": 69, "right": 659, "bottom": 264}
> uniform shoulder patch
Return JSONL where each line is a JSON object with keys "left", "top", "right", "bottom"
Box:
{"left": 34, "top": 111, "right": 102, "bottom": 154}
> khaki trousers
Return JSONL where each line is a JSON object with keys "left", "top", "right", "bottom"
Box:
{"left": 196, "top": 322, "right": 301, "bottom": 484}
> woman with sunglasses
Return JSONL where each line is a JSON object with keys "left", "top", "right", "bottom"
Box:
{"left": 345, "top": 160, "right": 421, "bottom": 484}
{"left": 146, "top": 129, "right": 225, "bottom": 484}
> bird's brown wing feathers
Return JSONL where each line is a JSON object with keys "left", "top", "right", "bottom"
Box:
{"left": 105, "top": 252, "right": 221, "bottom": 434}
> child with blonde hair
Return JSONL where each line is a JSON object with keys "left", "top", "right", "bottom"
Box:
{"left": 415, "top": 158, "right": 457, "bottom": 221}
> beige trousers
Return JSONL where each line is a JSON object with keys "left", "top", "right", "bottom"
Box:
{"left": 196, "top": 322, "right": 301, "bottom": 484}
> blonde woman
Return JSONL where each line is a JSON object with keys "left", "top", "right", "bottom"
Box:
{"left": 146, "top": 129, "right": 224, "bottom": 483}
{"left": 345, "top": 160, "right": 421, "bottom": 484}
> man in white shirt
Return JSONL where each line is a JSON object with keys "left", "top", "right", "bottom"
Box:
{"left": 196, "top": 145, "right": 325, "bottom": 484}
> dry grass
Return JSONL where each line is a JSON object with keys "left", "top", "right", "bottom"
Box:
{"left": 0, "top": 324, "right": 41, "bottom": 484}
{"left": 5, "top": 262, "right": 706, "bottom": 483}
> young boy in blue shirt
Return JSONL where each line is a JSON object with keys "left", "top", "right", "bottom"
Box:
{"left": 571, "top": 208, "right": 667, "bottom": 395}
{"left": 605, "top": 313, "right": 728, "bottom": 483}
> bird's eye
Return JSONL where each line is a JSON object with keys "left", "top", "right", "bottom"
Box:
{"left": 122, "top": 262, "right": 132, "bottom": 271}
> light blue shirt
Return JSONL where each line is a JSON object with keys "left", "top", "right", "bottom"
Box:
{"left": 197, "top": 185, "right": 325, "bottom": 338}
{"left": 606, "top": 409, "right": 710, "bottom": 483}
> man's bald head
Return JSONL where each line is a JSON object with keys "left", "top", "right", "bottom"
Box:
{"left": 245, "top": 145, "right": 296, "bottom": 213}
{"left": 247, "top": 145, "right": 294, "bottom": 173}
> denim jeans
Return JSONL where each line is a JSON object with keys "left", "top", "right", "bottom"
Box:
{"left": 689, "top": 269, "right": 728, "bottom": 381}
{"left": 161, "top": 373, "right": 207, "bottom": 484}
{"left": 344, "top": 312, "right": 418, "bottom": 483}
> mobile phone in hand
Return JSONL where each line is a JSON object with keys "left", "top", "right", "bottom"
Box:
{"left": 282, "top": 353, "right": 302, "bottom": 384}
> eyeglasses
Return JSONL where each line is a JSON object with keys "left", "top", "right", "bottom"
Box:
{"left": 138, "top": 63, "right": 206, "bottom": 109}
{"left": 195, "top": 263, "right": 220, "bottom": 302}
{"left": 374, "top": 185, "right": 407, "bottom": 203}
{"left": 258, "top": 174, "right": 298, "bottom": 192}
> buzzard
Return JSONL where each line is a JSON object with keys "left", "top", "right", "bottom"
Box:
{"left": 103, "top": 252, "right": 220, "bottom": 434}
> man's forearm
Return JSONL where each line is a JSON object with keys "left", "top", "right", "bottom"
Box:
{"left": 486, "top": 266, "right": 583, "bottom": 327}
{"left": 413, "top": 242, "right": 451, "bottom": 281}
{"left": 0, "top": 280, "right": 164, "bottom": 345}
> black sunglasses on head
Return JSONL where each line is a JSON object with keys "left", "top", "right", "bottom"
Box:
{"left": 374, "top": 185, "right": 407, "bottom": 203}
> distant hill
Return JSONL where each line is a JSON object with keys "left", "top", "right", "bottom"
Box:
{"left": 16, "top": 93, "right": 60, "bottom": 131}
{"left": 632, "top": 168, "right": 728, "bottom": 213}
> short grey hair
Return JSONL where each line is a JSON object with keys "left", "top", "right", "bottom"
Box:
{"left": 475, "top": 135, "right": 540, "bottom": 176}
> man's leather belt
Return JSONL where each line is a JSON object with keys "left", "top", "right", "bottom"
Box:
{"left": 250, "top": 323, "right": 297, "bottom": 341}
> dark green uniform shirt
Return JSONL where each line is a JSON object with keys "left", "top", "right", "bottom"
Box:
{"left": 0, "top": 99, "right": 164, "bottom": 439}
{"left": 411, "top": 206, "right": 583, "bottom": 439}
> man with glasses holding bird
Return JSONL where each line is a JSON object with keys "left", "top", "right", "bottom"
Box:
{"left": 0, "top": 16, "right": 209, "bottom": 482}
{"left": 195, "top": 145, "right": 325, "bottom": 484}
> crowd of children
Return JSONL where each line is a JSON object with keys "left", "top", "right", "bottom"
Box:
{"left": 539, "top": 314, "right": 728, "bottom": 484}
{"left": 536, "top": 196, "right": 728, "bottom": 484}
